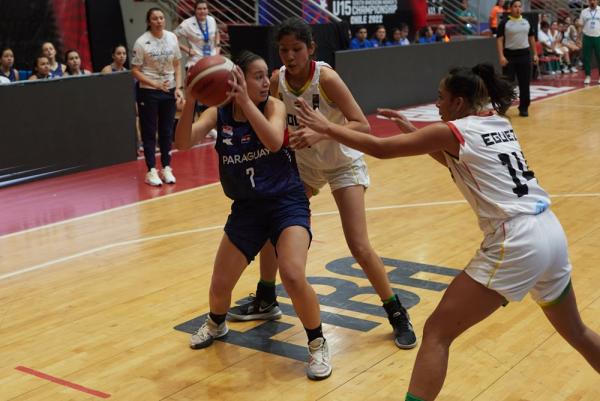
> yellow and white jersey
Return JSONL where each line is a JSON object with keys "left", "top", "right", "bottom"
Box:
{"left": 443, "top": 113, "right": 551, "bottom": 234}
{"left": 278, "top": 61, "right": 363, "bottom": 170}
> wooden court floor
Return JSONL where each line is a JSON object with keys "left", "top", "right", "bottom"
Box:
{"left": 1, "top": 87, "right": 599, "bottom": 400}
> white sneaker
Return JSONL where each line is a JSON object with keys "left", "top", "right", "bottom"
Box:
{"left": 145, "top": 168, "right": 162, "bottom": 186}
{"left": 160, "top": 166, "right": 176, "bottom": 184}
{"left": 561, "top": 67, "right": 569, "bottom": 74}
{"left": 207, "top": 129, "right": 217, "bottom": 139}
{"left": 584, "top": 76, "right": 591, "bottom": 84}
{"left": 306, "top": 337, "right": 332, "bottom": 380}
{"left": 190, "top": 316, "right": 229, "bottom": 349}
{"left": 570, "top": 66, "right": 578, "bottom": 73}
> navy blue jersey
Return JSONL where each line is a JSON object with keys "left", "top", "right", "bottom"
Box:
{"left": 216, "top": 98, "right": 304, "bottom": 200}
{"left": 52, "top": 63, "right": 64, "bottom": 77}
{"left": 1, "top": 68, "right": 17, "bottom": 82}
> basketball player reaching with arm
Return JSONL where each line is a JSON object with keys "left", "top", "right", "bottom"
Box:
{"left": 174, "top": 51, "right": 332, "bottom": 380}
{"left": 227, "top": 17, "right": 417, "bottom": 350}
{"left": 295, "top": 63, "right": 600, "bottom": 401}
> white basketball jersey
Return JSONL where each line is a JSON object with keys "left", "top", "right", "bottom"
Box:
{"left": 443, "top": 114, "right": 551, "bottom": 233}
{"left": 278, "top": 61, "right": 363, "bottom": 170}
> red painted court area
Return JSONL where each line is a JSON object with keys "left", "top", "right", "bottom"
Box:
{"left": 0, "top": 78, "right": 586, "bottom": 237}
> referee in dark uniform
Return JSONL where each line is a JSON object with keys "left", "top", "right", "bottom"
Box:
{"left": 496, "top": 0, "right": 538, "bottom": 117}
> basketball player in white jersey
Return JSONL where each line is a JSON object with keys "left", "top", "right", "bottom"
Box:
{"left": 295, "top": 63, "right": 600, "bottom": 401}
{"left": 227, "top": 17, "right": 417, "bottom": 349}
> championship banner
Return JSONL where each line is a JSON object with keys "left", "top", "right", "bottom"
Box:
{"left": 327, "top": 0, "right": 426, "bottom": 32}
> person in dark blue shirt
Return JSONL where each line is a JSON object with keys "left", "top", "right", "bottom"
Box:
{"left": 350, "top": 26, "right": 374, "bottom": 49}
{"left": 370, "top": 25, "right": 387, "bottom": 47}
{"left": 418, "top": 26, "right": 436, "bottom": 43}
{"left": 1, "top": 48, "right": 20, "bottom": 82}
{"left": 174, "top": 51, "right": 332, "bottom": 380}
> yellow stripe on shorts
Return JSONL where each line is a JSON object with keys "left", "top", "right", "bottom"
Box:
{"left": 486, "top": 223, "right": 506, "bottom": 287}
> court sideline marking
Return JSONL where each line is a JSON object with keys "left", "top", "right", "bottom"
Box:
{"left": 2, "top": 193, "right": 599, "bottom": 281}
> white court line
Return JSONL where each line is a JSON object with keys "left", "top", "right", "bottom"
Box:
{"left": 4, "top": 86, "right": 594, "bottom": 241}
{"left": 2, "top": 193, "right": 599, "bottom": 282}
{"left": 0, "top": 225, "right": 224, "bottom": 281}
{"left": 0, "top": 182, "right": 221, "bottom": 240}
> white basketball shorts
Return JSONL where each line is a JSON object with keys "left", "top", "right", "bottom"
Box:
{"left": 297, "top": 156, "right": 370, "bottom": 194}
{"left": 465, "top": 209, "right": 572, "bottom": 305}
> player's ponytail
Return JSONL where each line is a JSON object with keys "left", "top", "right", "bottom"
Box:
{"left": 471, "top": 63, "right": 516, "bottom": 115}
{"left": 444, "top": 63, "right": 516, "bottom": 116}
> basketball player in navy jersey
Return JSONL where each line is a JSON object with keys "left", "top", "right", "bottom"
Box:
{"left": 228, "top": 17, "right": 417, "bottom": 350}
{"left": 41, "top": 42, "right": 65, "bottom": 78}
{"left": 174, "top": 51, "right": 332, "bottom": 380}
{"left": 295, "top": 63, "right": 600, "bottom": 400}
{"left": 1, "top": 48, "right": 20, "bottom": 82}
{"left": 100, "top": 45, "right": 128, "bottom": 73}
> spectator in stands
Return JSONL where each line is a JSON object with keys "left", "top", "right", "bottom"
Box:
{"left": 41, "top": 42, "right": 65, "bottom": 77}
{"left": 578, "top": 0, "right": 600, "bottom": 84}
{"left": 434, "top": 24, "right": 451, "bottom": 42}
{"left": 489, "top": 0, "right": 506, "bottom": 35}
{"left": 550, "top": 21, "right": 576, "bottom": 73}
{"left": 64, "top": 49, "right": 92, "bottom": 76}
{"left": 0, "top": 48, "right": 19, "bottom": 82}
{"left": 418, "top": 26, "right": 436, "bottom": 43}
{"left": 457, "top": 0, "right": 478, "bottom": 34}
{"left": 386, "top": 24, "right": 411, "bottom": 46}
{"left": 350, "top": 26, "right": 374, "bottom": 49}
{"left": 539, "top": 21, "right": 564, "bottom": 73}
{"left": 131, "top": 7, "right": 183, "bottom": 186}
{"left": 101, "top": 45, "right": 128, "bottom": 73}
{"left": 371, "top": 25, "right": 387, "bottom": 47}
{"left": 174, "top": 0, "right": 220, "bottom": 70}
{"left": 497, "top": 0, "right": 538, "bottom": 116}
{"left": 28, "top": 55, "right": 53, "bottom": 80}
{"left": 561, "top": 18, "right": 581, "bottom": 68}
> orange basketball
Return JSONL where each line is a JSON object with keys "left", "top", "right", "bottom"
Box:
{"left": 186, "top": 55, "right": 235, "bottom": 107}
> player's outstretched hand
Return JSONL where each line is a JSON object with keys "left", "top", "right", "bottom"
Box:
{"left": 377, "top": 108, "right": 417, "bottom": 134}
{"left": 295, "top": 98, "right": 330, "bottom": 134}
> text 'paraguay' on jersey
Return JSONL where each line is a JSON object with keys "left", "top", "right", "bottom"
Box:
{"left": 216, "top": 99, "right": 304, "bottom": 200}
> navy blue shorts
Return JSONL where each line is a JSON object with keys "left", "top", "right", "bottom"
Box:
{"left": 224, "top": 189, "right": 312, "bottom": 264}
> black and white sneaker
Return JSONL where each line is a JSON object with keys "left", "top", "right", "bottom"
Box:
{"left": 390, "top": 307, "right": 417, "bottom": 349}
{"left": 227, "top": 294, "right": 282, "bottom": 321}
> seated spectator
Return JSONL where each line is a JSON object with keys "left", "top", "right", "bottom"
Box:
{"left": 457, "top": 0, "right": 478, "bottom": 34}
{"left": 350, "top": 26, "right": 374, "bottom": 49}
{"left": 561, "top": 17, "right": 581, "bottom": 69}
{"left": 1, "top": 47, "right": 20, "bottom": 82}
{"left": 434, "top": 24, "right": 451, "bottom": 42}
{"left": 550, "top": 21, "right": 575, "bottom": 73}
{"left": 28, "top": 55, "right": 53, "bottom": 80}
{"left": 64, "top": 49, "right": 92, "bottom": 76}
{"left": 41, "top": 42, "right": 65, "bottom": 77}
{"left": 101, "top": 45, "right": 128, "bottom": 73}
{"left": 489, "top": 0, "right": 506, "bottom": 35}
{"left": 387, "top": 24, "right": 411, "bottom": 46}
{"left": 371, "top": 25, "right": 387, "bottom": 47}
{"left": 418, "top": 26, "right": 436, "bottom": 43}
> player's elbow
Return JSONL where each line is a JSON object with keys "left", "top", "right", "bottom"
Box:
{"left": 265, "top": 138, "right": 283, "bottom": 153}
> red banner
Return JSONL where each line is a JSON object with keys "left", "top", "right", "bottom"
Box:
{"left": 52, "top": 0, "right": 92, "bottom": 71}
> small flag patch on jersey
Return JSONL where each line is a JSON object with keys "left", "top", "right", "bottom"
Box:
{"left": 222, "top": 125, "right": 233, "bottom": 137}
{"left": 241, "top": 134, "right": 251, "bottom": 144}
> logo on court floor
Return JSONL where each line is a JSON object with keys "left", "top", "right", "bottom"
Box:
{"left": 174, "top": 257, "right": 460, "bottom": 361}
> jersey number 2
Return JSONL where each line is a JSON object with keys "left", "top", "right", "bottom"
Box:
{"left": 246, "top": 167, "right": 256, "bottom": 188}
{"left": 498, "top": 152, "right": 535, "bottom": 197}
